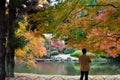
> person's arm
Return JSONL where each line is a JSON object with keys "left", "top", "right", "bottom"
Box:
{"left": 78, "top": 56, "right": 81, "bottom": 64}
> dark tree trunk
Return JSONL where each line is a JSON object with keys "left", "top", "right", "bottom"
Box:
{"left": 0, "top": 0, "right": 6, "bottom": 80}
{"left": 6, "top": 0, "right": 16, "bottom": 77}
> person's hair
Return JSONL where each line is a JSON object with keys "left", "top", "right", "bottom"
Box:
{"left": 82, "top": 48, "right": 87, "bottom": 54}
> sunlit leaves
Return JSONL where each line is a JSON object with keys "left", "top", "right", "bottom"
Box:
{"left": 15, "top": 19, "right": 47, "bottom": 68}
{"left": 16, "top": 21, "right": 27, "bottom": 36}
{"left": 15, "top": 48, "right": 26, "bottom": 59}
{"left": 24, "top": 32, "right": 47, "bottom": 58}
{"left": 26, "top": 0, "right": 120, "bottom": 58}
{"left": 67, "top": 0, "right": 120, "bottom": 57}
{"left": 15, "top": 32, "right": 47, "bottom": 68}
{"left": 26, "top": 60, "right": 36, "bottom": 69}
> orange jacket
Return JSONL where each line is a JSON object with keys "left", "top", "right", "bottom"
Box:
{"left": 79, "top": 54, "right": 91, "bottom": 71}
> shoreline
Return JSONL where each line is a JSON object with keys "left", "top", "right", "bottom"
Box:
{"left": 8, "top": 73, "right": 120, "bottom": 80}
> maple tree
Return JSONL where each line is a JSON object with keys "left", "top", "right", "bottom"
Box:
{"left": 15, "top": 21, "right": 47, "bottom": 69}
{"left": 28, "top": 0, "right": 120, "bottom": 57}
{"left": 59, "top": 0, "right": 120, "bottom": 57}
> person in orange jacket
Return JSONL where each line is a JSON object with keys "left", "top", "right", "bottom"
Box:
{"left": 79, "top": 48, "right": 91, "bottom": 80}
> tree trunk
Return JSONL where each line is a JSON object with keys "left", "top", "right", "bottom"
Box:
{"left": 0, "top": 0, "right": 6, "bottom": 79}
{"left": 6, "top": 0, "right": 16, "bottom": 77}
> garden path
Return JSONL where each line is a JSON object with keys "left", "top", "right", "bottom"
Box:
{"left": 5, "top": 73, "right": 120, "bottom": 80}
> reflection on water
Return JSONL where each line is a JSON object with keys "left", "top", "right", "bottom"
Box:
{"left": 15, "top": 61, "right": 120, "bottom": 75}
{"left": 37, "top": 62, "right": 67, "bottom": 75}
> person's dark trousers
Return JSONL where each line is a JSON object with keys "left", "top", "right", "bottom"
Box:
{"left": 80, "top": 71, "right": 89, "bottom": 80}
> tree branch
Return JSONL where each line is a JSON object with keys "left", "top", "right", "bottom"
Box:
{"left": 86, "top": 4, "right": 117, "bottom": 8}
{"left": 62, "top": 0, "right": 80, "bottom": 23}
{"left": 104, "top": 33, "right": 120, "bottom": 41}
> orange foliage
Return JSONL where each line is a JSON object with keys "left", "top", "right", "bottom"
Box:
{"left": 95, "top": 7, "right": 117, "bottom": 22}
{"left": 26, "top": 60, "right": 36, "bottom": 69}
{"left": 15, "top": 32, "right": 47, "bottom": 68}
{"left": 59, "top": 3, "right": 120, "bottom": 57}
{"left": 15, "top": 48, "right": 26, "bottom": 59}
{"left": 106, "top": 49, "right": 118, "bottom": 57}
{"left": 24, "top": 32, "right": 47, "bottom": 58}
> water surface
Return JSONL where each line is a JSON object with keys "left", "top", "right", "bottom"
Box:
{"left": 15, "top": 61, "right": 120, "bottom": 75}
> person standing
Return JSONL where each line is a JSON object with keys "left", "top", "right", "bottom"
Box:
{"left": 79, "top": 48, "right": 91, "bottom": 80}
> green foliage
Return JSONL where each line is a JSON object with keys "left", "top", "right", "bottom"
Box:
{"left": 50, "top": 51, "right": 59, "bottom": 55}
{"left": 107, "top": 54, "right": 120, "bottom": 62}
{"left": 74, "top": 29, "right": 87, "bottom": 43}
{"left": 117, "top": 8, "right": 120, "bottom": 17}
{"left": 109, "top": 46, "right": 117, "bottom": 50}
{"left": 63, "top": 48, "right": 71, "bottom": 54}
{"left": 8, "top": 36, "right": 29, "bottom": 49}
{"left": 26, "top": 49, "right": 32, "bottom": 54}
{"left": 17, "top": 17, "right": 24, "bottom": 24}
{"left": 94, "top": 50, "right": 107, "bottom": 58}
{"left": 79, "top": 11, "right": 89, "bottom": 17}
{"left": 27, "top": 8, "right": 54, "bottom": 32}
{"left": 70, "top": 48, "right": 76, "bottom": 53}
{"left": 88, "top": 0, "right": 97, "bottom": 8}
{"left": 44, "top": 36, "right": 51, "bottom": 49}
{"left": 70, "top": 50, "right": 82, "bottom": 57}
{"left": 63, "top": 48, "right": 76, "bottom": 54}
{"left": 28, "top": 0, "right": 80, "bottom": 33}
{"left": 25, "top": 0, "right": 120, "bottom": 57}
{"left": 50, "top": 48, "right": 59, "bottom": 55}
{"left": 70, "top": 50, "right": 96, "bottom": 58}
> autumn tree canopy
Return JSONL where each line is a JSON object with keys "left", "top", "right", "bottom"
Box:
{"left": 28, "top": 0, "right": 120, "bottom": 57}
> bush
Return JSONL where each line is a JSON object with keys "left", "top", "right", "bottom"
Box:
{"left": 63, "top": 48, "right": 76, "bottom": 54}
{"left": 63, "top": 48, "right": 71, "bottom": 54}
{"left": 50, "top": 48, "right": 59, "bottom": 55}
{"left": 70, "top": 50, "right": 96, "bottom": 58}
{"left": 70, "top": 50, "right": 82, "bottom": 57}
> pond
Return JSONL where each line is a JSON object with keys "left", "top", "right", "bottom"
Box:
{"left": 15, "top": 60, "right": 120, "bottom": 75}
{"left": 15, "top": 61, "right": 120, "bottom": 75}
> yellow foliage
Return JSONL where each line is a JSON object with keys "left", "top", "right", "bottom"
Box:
{"left": 26, "top": 54, "right": 33, "bottom": 60}
{"left": 31, "top": 38, "right": 38, "bottom": 45}
{"left": 24, "top": 46, "right": 30, "bottom": 51}
{"left": 6, "top": 10, "right": 9, "bottom": 15}
{"left": 37, "top": 51, "right": 44, "bottom": 58}
{"left": 24, "top": 33, "right": 46, "bottom": 57}
{"left": 18, "top": 22, "right": 26, "bottom": 31}
{"left": 15, "top": 48, "right": 26, "bottom": 59}
{"left": 15, "top": 31, "right": 47, "bottom": 69}
{"left": 16, "top": 22, "right": 26, "bottom": 36}
{"left": 26, "top": 60, "right": 36, "bottom": 69}
{"left": 24, "top": 16, "right": 28, "bottom": 22}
